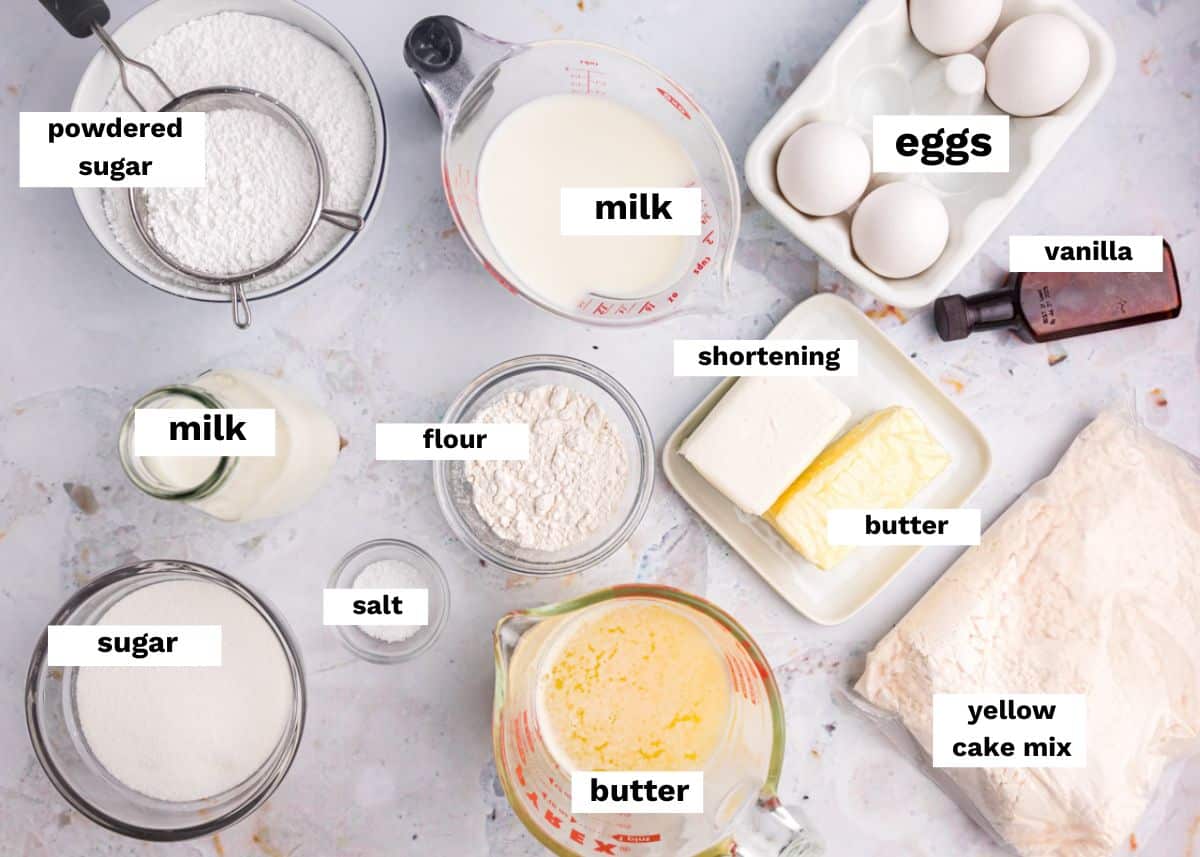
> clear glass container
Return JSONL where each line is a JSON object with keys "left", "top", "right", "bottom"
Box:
{"left": 117, "top": 370, "right": 341, "bottom": 522}
{"left": 493, "top": 584, "right": 824, "bottom": 856}
{"left": 24, "top": 559, "right": 306, "bottom": 841}
{"left": 118, "top": 384, "right": 234, "bottom": 504}
{"left": 68, "top": 0, "right": 389, "bottom": 317}
{"left": 327, "top": 539, "right": 451, "bottom": 664}
{"left": 433, "top": 355, "right": 654, "bottom": 576}
{"left": 405, "top": 16, "right": 740, "bottom": 325}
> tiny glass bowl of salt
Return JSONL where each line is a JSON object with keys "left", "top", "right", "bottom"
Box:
{"left": 434, "top": 355, "right": 655, "bottom": 576}
{"left": 24, "top": 560, "right": 305, "bottom": 841}
{"left": 327, "top": 539, "right": 451, "bottom": 664}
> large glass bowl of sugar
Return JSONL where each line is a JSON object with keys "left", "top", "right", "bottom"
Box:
{"left": 405, "top": 16, "right": 740, "bottom": 326}
{"left": 25, "top": 559, "right": 305, "bottom": 841}
{"left": 67, "top": 0, "right": 387, "bottom": 311}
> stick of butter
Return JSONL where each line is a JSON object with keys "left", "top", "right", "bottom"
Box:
{"left": 765, "top": 406, "right": 951, "bottom": 570}
{"left": 681, "top": 377, "right": 850, "bottom": 516}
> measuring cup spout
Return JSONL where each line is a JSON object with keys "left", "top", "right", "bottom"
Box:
{"left": 404, "top": 16, "right": 518, "bottom": 121}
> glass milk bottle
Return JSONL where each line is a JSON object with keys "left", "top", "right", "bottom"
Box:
{"left": 118, "top": 369, "right": 340, "bottom": 522}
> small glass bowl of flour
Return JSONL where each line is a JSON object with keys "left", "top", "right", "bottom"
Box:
{"left": 328, "top": 540, "right": 450, "bottom": 664}
{"left": 434, "top": 355, "right": 654, "bottom": 576}
{"left": 25, "top": 560, "right": 304, "bottom": 840}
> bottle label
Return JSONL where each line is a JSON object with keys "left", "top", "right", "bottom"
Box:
{"left": 873, "top": 115, "right": 1010, "bottom": 173}
{"left": 571, "top": 771, "right": 704, "bottom": 814}
{"left": 322, "top": 589, "right": 429, "bottom": 626}
{"left": 673, "top": 340, "right": 858, "bottom": 377}
{"left": 932, "top": 694, "right": 1087, "bottom": 768}
{"left": 1009, "top": 235, "right": 1164, "bottom": 272}
{"left": 47, "top": 625, "right": 222, "bottom": 666}
{"left": 560, "top": 187, "right": 702, "bottom": 236}
{"left": 827, "top": 509, "right": 981, "bottom": 546}
{"left": 19, "top": 112, "right": 206, "bottom": 188}
{"left": 133, "top": 409, "right": 276, "bottom": 457}
{"left": 375, "top": 423, "right": 529, "bottom": 461}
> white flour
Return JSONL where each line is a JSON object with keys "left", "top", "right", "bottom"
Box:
{"left": 467, "top": 385, "right": 629, "bottom": 551}
{"left": 353, "top": 559, "right": 424, "bottom": 644}
{"left": 100, "top": 12, "right": 375, "bottom": 290}
{"left": 76, "top": 579, "right": 293, "bottom": 802}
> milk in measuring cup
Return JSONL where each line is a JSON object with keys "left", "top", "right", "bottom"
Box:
{"left": 536, "top": 599, "right": 730, "bottom": 771}
{"left": 477, "top": 94, "right": 700, "bottom": 310}
{"left": 121, "top": 369, "right": 340, "bottom": 522}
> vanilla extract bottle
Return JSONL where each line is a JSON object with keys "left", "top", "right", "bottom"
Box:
{"left": 935, "top": 242, "right": 1181, "bottom": 343}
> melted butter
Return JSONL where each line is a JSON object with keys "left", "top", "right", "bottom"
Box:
{"left": 537, "top": 601, "right": 730, "bottom": 772}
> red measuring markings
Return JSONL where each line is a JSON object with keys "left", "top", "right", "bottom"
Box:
{"left": 568, "top": 60, "right": 608, "bottom": 95}
{"left": 693, "top": 256, "right": 711, "bottom": 275}
{"left": 614, "top": 834, "right": 662, "bottom": 844}
{"left": 592, "top": 302, "right": 611, "bottom": 316}
{"left": 531, "top": 802, "right": 619, "bottom": 854}
{"left": 701, "top": 230, "right": 716, "bottom": 246}
{"left": 656, "top": 87, "right": 691, "bottom": 119}
{"left": 638, "top": 301, "right": 655, "bottom": 314}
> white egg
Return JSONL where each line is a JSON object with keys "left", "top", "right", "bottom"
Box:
{"left": 851, "top": 182, "right": 949, "bottom": 279}
{"left": 776, "top": 121, "right": 871, "bottom": 217}
{"left": 910, "top": 0, "right": 1002, "bottom": 56}
{"left": 986, "top": 14, "right": 1090, "bottom": 117}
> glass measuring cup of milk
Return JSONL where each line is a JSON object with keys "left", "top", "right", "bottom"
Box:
{"left": 405, "top": 16, "right": 740, "bottom": 325}
{"left": 493, "top": 585, "right": 823, "bottom": 856}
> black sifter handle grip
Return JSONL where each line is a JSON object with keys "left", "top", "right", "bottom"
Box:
{"left": 38, "top": 0, "right": 110, "bottom": 38}
{"left": 404, "top": 16, "right": 463, "bottom": 73}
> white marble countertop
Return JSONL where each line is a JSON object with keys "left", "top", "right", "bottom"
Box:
{"left": 2, "top": 0, "right": 1197, "bottom": 855}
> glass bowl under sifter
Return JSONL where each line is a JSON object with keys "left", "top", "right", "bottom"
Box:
{"left": 433, "top": 354, "right": 654, "bottom": 576}
{"left": 327, "top": 539, "right": 450, "bottom": 664}
{"left": 24, "top": 560, "right": 305, "bottom": 841}
{"left": 67, "top": 0, "right": 388, "bottom": 308}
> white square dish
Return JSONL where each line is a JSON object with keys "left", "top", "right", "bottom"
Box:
{"left": 744, "top": 0, "right": 1116, "bottom": 309}
{"left": 662, "top": 294, "right": 992, "bottom": 624}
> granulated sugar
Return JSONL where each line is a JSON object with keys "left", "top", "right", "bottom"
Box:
{"left": 101, "top": 12, "right": 375, "bottom": 289}
{"left": 76, "top": 579, "right": 293, "bottom": 802}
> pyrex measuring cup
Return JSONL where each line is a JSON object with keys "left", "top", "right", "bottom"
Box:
{"left": 493, "top": 585, "right": 823, "bottom": 856}
{"left": 404, "top": 16, "right": 740, "bottom": 325}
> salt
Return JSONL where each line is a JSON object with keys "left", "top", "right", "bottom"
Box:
{"left": 100, "top": 12, "right": 375, "bottom": 289}
{"left": 353, "top": 559, "right": 426, "bottom": 644}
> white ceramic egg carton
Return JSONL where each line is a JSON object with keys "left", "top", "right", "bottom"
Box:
{"left": 744, "top": 0, "right": 1115, "bottom": 309}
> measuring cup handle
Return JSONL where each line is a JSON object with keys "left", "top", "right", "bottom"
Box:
{"left": 404, "top": 16, "right": 463, "bottom": 74}
{"left": 38, "top": 0, "right": 110, "bottom": 38}
{"left": 726, "top": 793, "right": 825, "bottom": 857}
{"left": 403, "top": 15, "right": 515, "bottom": 120}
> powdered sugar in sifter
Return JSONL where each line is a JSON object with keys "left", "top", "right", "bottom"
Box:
{"left": 41, "top": 0, "right": 366, "bottom": 328}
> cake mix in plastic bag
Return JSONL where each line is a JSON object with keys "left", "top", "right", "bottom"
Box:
{"left": 853, "top": 410, "right": 1200, "bottom": 857}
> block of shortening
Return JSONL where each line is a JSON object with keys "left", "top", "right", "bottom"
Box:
{"left": 681, "top": 376, "right": 851, "bottom": 516}
{"left": 765, "top": 406, "right": 951, "bottom": 570}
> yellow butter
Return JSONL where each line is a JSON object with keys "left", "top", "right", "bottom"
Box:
{"left": 765, "top": 406, "right": 951, "bottom": 570}
{"left": 537, "top": 601, "right": 730, "bottom": 771}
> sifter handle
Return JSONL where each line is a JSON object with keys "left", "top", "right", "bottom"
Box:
{"left": 38, "top": 0, "right": 110, "bottom": 38}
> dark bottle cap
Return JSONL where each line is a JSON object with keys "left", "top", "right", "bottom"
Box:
{"left": 934, "top": 294, "right": 972, "bottom": 341}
